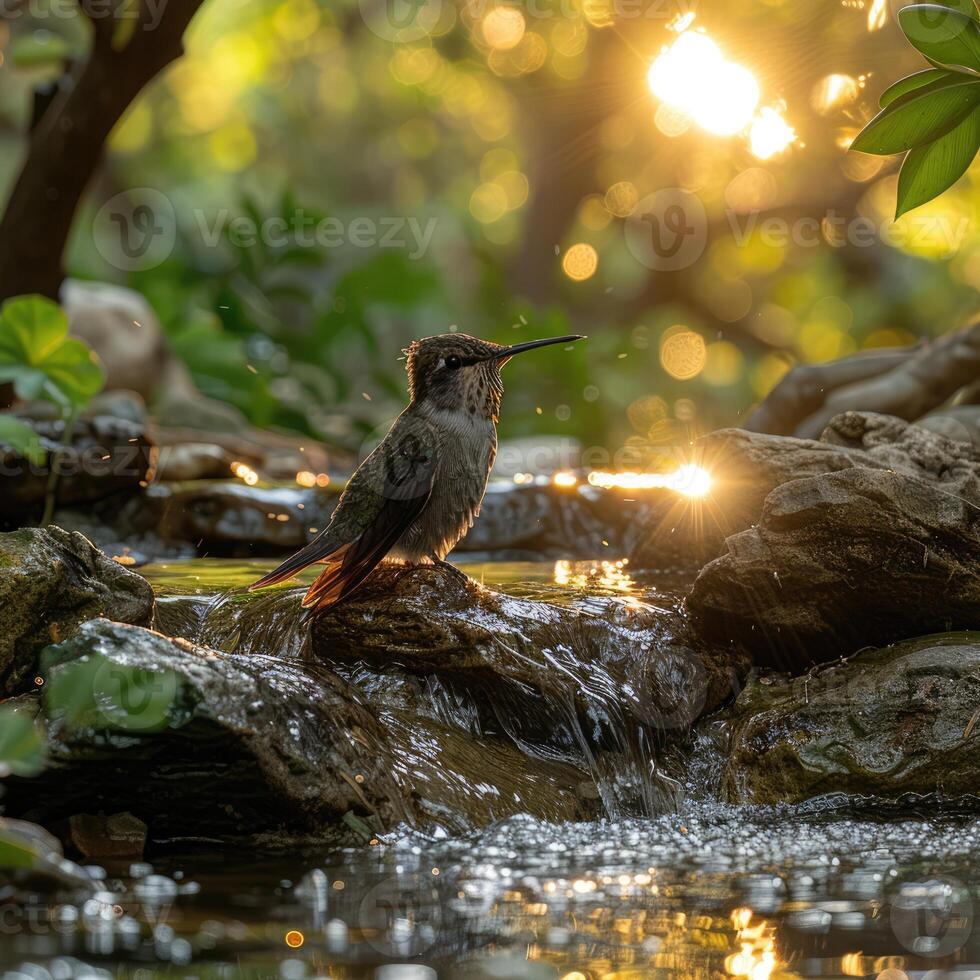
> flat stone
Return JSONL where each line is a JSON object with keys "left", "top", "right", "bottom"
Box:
{"left": 723, "top": 632, "right": 980, "bottom": 806}
{"left": 687, "top": 467, "right": 980, "bottom": 669}
{"left": 0, "top": 527, "right": 154, "bottom": 692}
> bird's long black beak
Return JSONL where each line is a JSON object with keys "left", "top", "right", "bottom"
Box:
{"left": 483, "top": 334, "right": 585, "bottom": 362}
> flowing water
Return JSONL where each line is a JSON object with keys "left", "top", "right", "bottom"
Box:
{"left": 4, "top": 560, "right": 979, "bottom": 978}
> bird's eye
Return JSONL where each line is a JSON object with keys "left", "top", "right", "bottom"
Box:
{"left": 445, "top": 355, "right": 462, "bottom": 369}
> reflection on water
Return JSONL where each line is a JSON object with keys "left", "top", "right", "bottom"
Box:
{"left": 553, "top": 558, "right": 634, "bottom": 593}
{"left": 3, "top": 806, "right": 979, "bottom": 977}
{"left": 140, "top": 557, "right": 693, "bottom": 609}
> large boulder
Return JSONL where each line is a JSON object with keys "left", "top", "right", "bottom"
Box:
{"left": 0, "top": 414, "right": 156, "bottom": 525}
{"left": 0, "top": 527, "right": 154, "bottom": 692}
{"left": 4, "top": 619, "right": 598, "bottom": 842}
{"left": 687, "top": 465, "right": 980, "bottom": 669}
{"left": 155, "top": 564, "right": 748, "bottom": 815}
{"left": 723, "top": 632, "right": 980, "bottom": 806}
{"left": 631, "top": 412, "right": 980, "bottom": 567}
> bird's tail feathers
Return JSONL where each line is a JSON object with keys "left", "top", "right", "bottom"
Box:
{"left": 248, "top": 539, "right": 347, "bottom": 591}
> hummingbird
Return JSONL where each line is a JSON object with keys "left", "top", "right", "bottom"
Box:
{"left": 250, "top": 332, "right": 585, "bottom": 613}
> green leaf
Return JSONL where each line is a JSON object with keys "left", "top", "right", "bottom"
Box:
{"left": 0, "top": 706, "right": 47, "bottom": 778}
{"left": 925, "top": 0, "right": 980, "bottom": 20}
{"left": 8, "top": 32, "right": 72, "bottom": 68}
{"left": 0, "top": 416, "right": 45, "bottom": 465}
{"left": 0, "top": 295, "right": 105, "bottom": 412}
{"left": 896, "top": 106, "right": 980, "bottom": 214}
{"left": 899, "top": 4, "right": 980, "bottom": 71}
{"left": 851, "top": 73, "right": 980, "bottom": 154}
{"left": 880, "top": 68, "right": 954, "bottom": 107}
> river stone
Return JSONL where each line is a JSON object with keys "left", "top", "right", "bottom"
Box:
{"left": 0, "top": 414, "right": 156, "bottom": 525}
{"left": 3, "top": 619, "right": 598, "bottom": 842}
{"left": 723, "top": 632, "right": 980, "bottom": 806}
{"left": 154, "top": 564, "right": 747, "bottom": 817}
{"left": 631, "top": 412, "right": 980, "bottom": 567}
{"left": 687, "top": 467, "right": 980, "bottom": 669}
{"left": 0, "top": 527, "right": 154, "bottom": 692}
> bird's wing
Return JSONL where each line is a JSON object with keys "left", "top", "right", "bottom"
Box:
{"left": 302, "top": 415, "right": 441, "bottom": 611}
{"left": 249, "top": 413, "right": 440, "bottom": 605}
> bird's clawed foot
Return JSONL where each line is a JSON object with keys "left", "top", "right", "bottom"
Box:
{"left": 428, "top": 555, "right": 470, "bottom": 585}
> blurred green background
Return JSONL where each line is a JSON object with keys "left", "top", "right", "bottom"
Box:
{"left": 0, "top": 0, "right": 977, "bottom": 458}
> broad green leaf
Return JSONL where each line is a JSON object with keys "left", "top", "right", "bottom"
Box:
{"left": 0, "top": 706, "right": 47, "bottom": 778}
{"left": 0, "top": 416, "right": 45, "bottom": 465}
{"left": 8, "top": 32, "right": 72, "bottom": 68}
{"left": 899, "top": 4, "right": 980, "bottom": 71}
{"left": 927, "top": 0, "right": 980, "bottom": 20}
{"left": 896, "top": 106, "right": 980, "bottom": 214}
{"left": 880, "top": 68, "right": 954, "bottom": 107}
{"left": 1, "top": 294, "right": 69, "bottom": 361}
{"left": 851, "top": 73, "right": 980, "bottom": 153}
{"left": 0, "top": 295, "right": 105, "bottom": 412}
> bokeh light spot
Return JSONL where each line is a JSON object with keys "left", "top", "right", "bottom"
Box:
{"left": 481, "top": 7, "right": 525, "bottom": 50}
{"left": 660, "top": 328, "right": 706, "bottom": 380}
{"left": 562, "top": 243, "right": 598, "bottom": 281}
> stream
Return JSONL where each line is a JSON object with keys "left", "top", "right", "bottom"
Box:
{"left": 3, "top": 560, "right": 978, "bottom": 978}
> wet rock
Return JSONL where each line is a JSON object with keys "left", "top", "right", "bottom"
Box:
{"left": 0, "top": 415, "right": 156, "bottom": 525}
{"left": 0, "top": 817, "right": 97, "bottom": 896}
{"left": 460, "top": 482, "right": 644, "bottom": 558}
{"left": 3, "top": 619, "right": 597, "bottom": 842}
{"left": 631, "top": 412, "right": 980, "bottom": 567}
{"left": 723, "top": 632, "right": 980, "bottom": 806}
{"left": 141, "top": 481, "right": 339, "bottom": 556}
{"left": 55, "top": 479, "right": 646, "bottom": 562}
{"left": 0, "top": 527, "right": 154, "bottom": 692}
{"left": 157, "top": 565, "right": 747, "bottom": 815}
{"left": 69, "top": 812, "right": 147, "bottom": 862}
{"left": 687, "top": 467, "right": 980, "bottom": 669}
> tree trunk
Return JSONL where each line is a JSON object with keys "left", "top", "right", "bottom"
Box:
{"left": 0, "top": 0, "right": 205, "bottom": 302}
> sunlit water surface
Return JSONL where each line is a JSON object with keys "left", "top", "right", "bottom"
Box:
{"left": 5, "top": 560, "right": 978, "bottom": 978}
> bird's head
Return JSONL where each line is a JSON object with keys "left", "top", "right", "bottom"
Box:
{"left": 403, "top": 332, "right": 584, "bottom": 420}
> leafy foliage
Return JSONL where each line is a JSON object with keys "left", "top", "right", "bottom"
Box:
{"left": 0, "top": 295, "right": 105, "bottom": 412}
{"left": 0, "top": 415, "right": 44, "bottom": 465}
{"left": 852, "top": 0, "right": 980, "bottom": 216}
{"left": 133, "top": 193, "right": 448, "bottom": 447}
{"left": 0, "top": 705, "right": 47, "bottom": 778}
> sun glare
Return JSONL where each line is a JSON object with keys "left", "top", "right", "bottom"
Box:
{"left": 588, "top": 464, "right": 712, "bottom": 498}
{"left": 647, "top": 30, "right": 759, "bottom": 137}
{"left": 648, "top": 24, "right": 796, "bottom": 156}
{"left": 748, "top": 106, "right": 797, "bottom": 160}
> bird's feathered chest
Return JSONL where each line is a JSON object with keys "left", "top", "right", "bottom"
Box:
{"left": 396, "top": 406, "right": 496, "bottom": 559}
